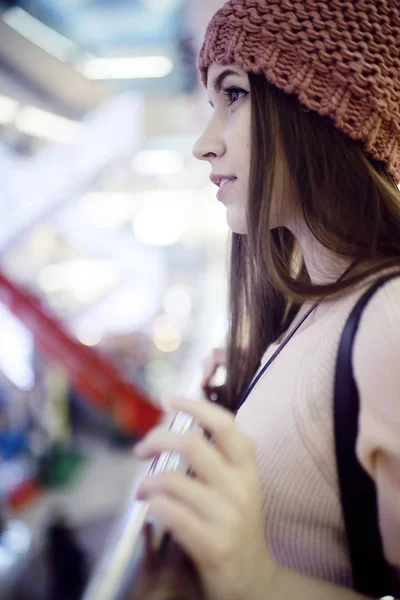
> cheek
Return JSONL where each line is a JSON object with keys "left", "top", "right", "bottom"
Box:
{"left": 237, "top": 113, "right": 251, "bottom": 178}
{"left": 227, "top": 104, "right": 251, "bottom": 177}
{"left": 224, "top": 103, "right": 252, "bottom": 235}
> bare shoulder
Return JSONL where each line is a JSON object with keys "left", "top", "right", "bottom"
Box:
{"left": 353, "top": 274, "right": 400, "bottom": 384}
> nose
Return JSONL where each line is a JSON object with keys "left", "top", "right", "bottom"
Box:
{"left": 192, "top": 116, "right": 226, "bottom": 162}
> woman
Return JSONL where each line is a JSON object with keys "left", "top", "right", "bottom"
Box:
{"left": 134, "top": 1, "right": 400, "bottom": 599}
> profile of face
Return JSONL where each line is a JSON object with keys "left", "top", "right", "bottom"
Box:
{"left": 193, "top": 63, "right": 251, "bottom": 234}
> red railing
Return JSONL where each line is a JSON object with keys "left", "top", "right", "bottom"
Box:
{"left": 0, "top": 272, "right": 161, "bottom": 437}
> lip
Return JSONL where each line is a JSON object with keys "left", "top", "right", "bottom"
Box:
{"left": 210, "top": 173, "right": 237, "bottom": 202}
{"left": 217, "top": 178, "right": 236, "bottom": 201}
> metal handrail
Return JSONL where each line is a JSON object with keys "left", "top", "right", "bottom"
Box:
{"left": 82, "top": 410, "right": 197, "bottom": 600}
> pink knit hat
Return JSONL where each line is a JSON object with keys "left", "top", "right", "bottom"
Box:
{"left": 198, "top": 0, "right": 400, "bottom": 183}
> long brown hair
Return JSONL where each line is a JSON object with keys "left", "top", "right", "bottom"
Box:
{"left": 224, "top": 73, "right": 400, "bottom": 411}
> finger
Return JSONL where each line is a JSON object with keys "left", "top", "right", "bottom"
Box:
{"left": 202, "top": 347, "right": 225, "bottom": 385}
{"left": 212, "top": 347, "right": 226, "bottom": 364}
{"left": 135, "top": 429, "right": 230, "bottom": 490}
{"left": 201, "top": 359, "right": 217, "bottom": 387}
{"left": 164, "top": 397, "right": 254, "bottom": 467}
{"left": 136, "top": 473, "right": 232, "bottom": 524}
{"left": 146, "top": 494, "right": 221, "bottom": 568}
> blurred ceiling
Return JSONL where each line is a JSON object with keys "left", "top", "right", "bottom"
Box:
{"left": 31, "top": 0, "right": 185, "bottom": 49}
{"left": 0, "top": 0, "right": 228, "bottom": 382}
{"left": 0, "top": 0, "right": 197, "bottom": 113}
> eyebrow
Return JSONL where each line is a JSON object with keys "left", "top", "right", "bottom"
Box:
{"left": 212, "top": 68, "right": 241, "bottom": 93}
{"left": 208, "top": 68, "right": 242, "bottom": 107}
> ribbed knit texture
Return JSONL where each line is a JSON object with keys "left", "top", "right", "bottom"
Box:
{"left": 198, "top": 0, "right": 400, "bottom": 183}
{"left": 235, "top": 276, "right": 400, "bottom": 588}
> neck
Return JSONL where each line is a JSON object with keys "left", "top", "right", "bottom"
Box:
{"left": 289, "top": 222, "right": 353, "bottom": 285}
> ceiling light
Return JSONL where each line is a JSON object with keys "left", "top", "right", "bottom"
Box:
{"left": 153, "top": 315, "right": 181, "bottom": 353}
{"left": 0, "top": 304, "right": 34, "bottom": 391}
{"left": 0, "top": 95, "right": 19, "bottom": 125}
{"left": 132, "top": 149, "right": 184, "bottom": 177}
{"left": 133, "top": 191, "right": 187, "bottom": 246}
{"left": 0, "top": 547, "right": 14, "bottom": 575}
{"left": 3, "top": 7, "right": 78, "bottom": 62}
{"left": 38, "top": 259, "right": 119, "bottom": 301}
{"left": 15, "top": 106, "right": 78, "bottom": 143}
{"left": 79, "top": 192, "right": 135, "bottom": 228}
{"left": 1, "top": 521, "right": 31, "bottom": 555}
{"left": 163, "top": 285, "right": 192, "bottom": 323}
{"left": 76, "top": 327, "right": 102, "bottom": 347}
{"left": 146, "top": 0, "right": 178, "bottom": 8}
{"left": 72, "top": 274, "right": 165, "bottom": 337}
{"left": 81, "top": 56, "right": 174, "bottom": 80}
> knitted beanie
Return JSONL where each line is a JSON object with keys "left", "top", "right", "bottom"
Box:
{"left": 198, "top": 0, "right": 400, "bottom": 183}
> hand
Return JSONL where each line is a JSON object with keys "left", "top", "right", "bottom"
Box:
{"left": 201, "top": 347, "right": 226, "bottom": 394}
{"left": 126, "top": 523, "right": 202, "bottom": 600}
{"left": 134, "top": 397, "right": 278, "bottom": 600}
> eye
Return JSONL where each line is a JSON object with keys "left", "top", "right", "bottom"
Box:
{"left": 222, "top": 87, "right": 248, "bottom": 106}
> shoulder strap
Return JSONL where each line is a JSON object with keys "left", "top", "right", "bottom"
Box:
{"left": 334, "top": 272, "right": 400, "bottom": 597}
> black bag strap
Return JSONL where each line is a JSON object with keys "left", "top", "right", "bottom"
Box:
{"left": 334, "top": 272, "right": 400, "bottom": 597}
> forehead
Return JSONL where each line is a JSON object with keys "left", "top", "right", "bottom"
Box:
{"left": 206, "top": 62, "right": 249, "bottom": 90}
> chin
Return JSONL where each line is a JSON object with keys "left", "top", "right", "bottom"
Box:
{"left": 225, "top": 205, "right": 248, "bottom": 234}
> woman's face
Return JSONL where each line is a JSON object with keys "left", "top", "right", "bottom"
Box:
{"left": 193, "top": 62, "right": 251, "bottom": 234}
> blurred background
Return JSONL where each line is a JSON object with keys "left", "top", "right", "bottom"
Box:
{"left": 0, "top": 1, "right": 228, "bottom": 598}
